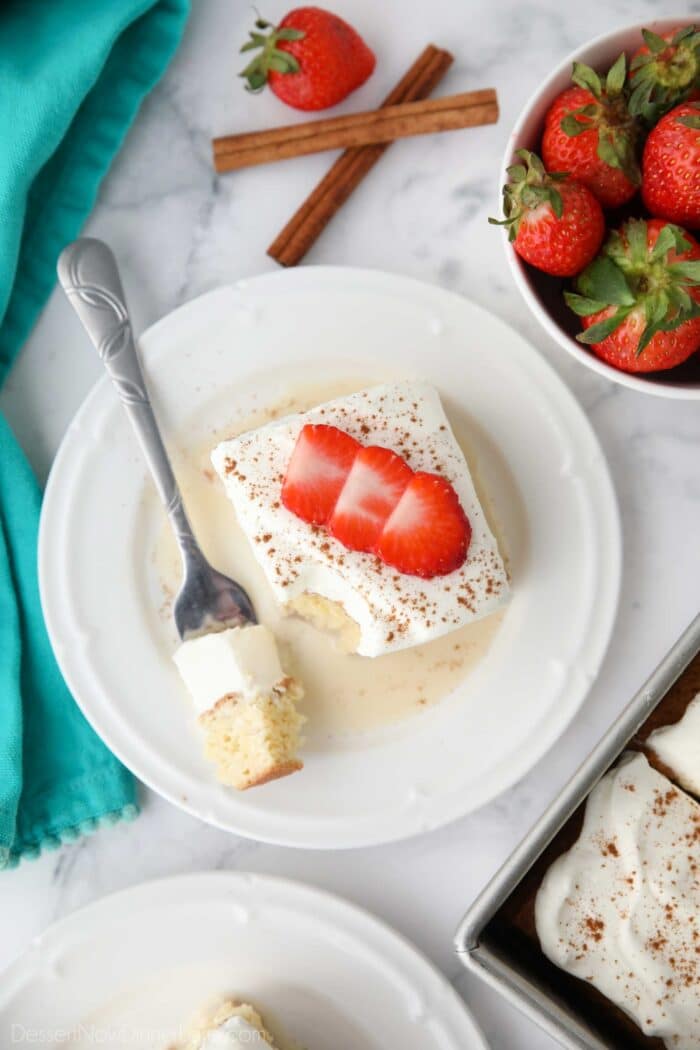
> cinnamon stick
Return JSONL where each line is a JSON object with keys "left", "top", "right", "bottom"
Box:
{"left": 267, "top": 45, "right": 455, "bottom": 267}
{"left": 213, "top": 89, "right": 498, "bottom": 173}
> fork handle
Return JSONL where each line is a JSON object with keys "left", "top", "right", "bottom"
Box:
{"left": 57, "top": 239, "right": 200, "bottom": 562}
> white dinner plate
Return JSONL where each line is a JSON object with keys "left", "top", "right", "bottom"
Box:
{"left": 0, "top": 870, "right": 488, "bottom": 1048}
{"left": 39, "top": 268, "right": 621, "bottom": 848}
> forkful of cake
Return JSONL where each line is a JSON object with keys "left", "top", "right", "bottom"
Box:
{"left": 57, "top": 238, "right": 305, "bottom": 790}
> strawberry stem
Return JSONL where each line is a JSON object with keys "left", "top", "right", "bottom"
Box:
{"left": 563, "top": 55, "right": 641, "bottom": 184}
{"left": 239, "top": 14, "right": 306, "bottom": 92}
{"left": 490, "top": 149, "right": 569, "bottom": 241}
{"left": 566, "top": 220, "right": 700, "bottom": 355}
{"left": 629, "top": 24, "right": 700, "bottom": 122}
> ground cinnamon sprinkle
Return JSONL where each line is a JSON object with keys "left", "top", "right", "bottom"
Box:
{"left": 583, "top": 917, "right": 605, "bottom": 942}
{"left": 653, "top": 788, "right": 679, "bottom": 817}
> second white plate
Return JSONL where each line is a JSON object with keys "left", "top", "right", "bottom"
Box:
{"left": 0, "top": 871, "right": 488, "bottom": 1048}
{"left": 39, "top": 268, "right": 621, "bottom": 848}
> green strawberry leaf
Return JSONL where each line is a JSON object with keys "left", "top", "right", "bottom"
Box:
{"left": 605, "top": 53, "right": 627, "bottom": 97}
{"left": 239, "top": 17, "right": 305, "bottom": 90}
{"left": 577, "top": 306, "right": 633, "bottom": 345}
{"left": 670, "top": 285, "right": 694, "bottom": 313}
{"left": 645, "top": 292, "right": 670, "bottom": 328}
{"left": 577, "top": 256, "right": 636, "bottom": 306}
{"left": 268, "top": 52, "right": 300, "bottom": 73}
{"left": 678, "top": 114, "right": 700, "bottom": 129}
{"left": 637, "top": 297, "right": 700, "bottom": 355}
{"left": 627, "top": 78, "right": 660, "bottom": 121}
{"left": 641, "top": 28, "right": 667, "bottom": 54}
{"left": 649, "top": 225, "right": 678, "bottom": 262}
{"left": 549, "top": 187, "right": 563, "bottom": 219}
{"left": 276, "top": 27, "right": 305, "bottom": 40}
{"left": 520, "top": 185, "right": 545, "bottom": 209}
{"left": 630, "top": 52, "right": 652, "bottom": 74}
{"left": 561, "top": 115, "right": 591, "bottom": 137}
{"left": 242, "top": 68, "right": 267, "bottom": 92}
{"left": 626, "top": 220, "right": 649, "bottom": 268}
{"left": 506, "top": 164, "right": 527, "bottom": 182}
{"left": 636, "top": 322, "right": 661, "bottom": 355}
{"left": 669, "top": 261, "right": 700, "bottom": 282}
{"left": 670, "top": 225, "right": 693, "bottom": 253}
{"left": 492, "top": 149, "right": 573, "bottom": 240}
{"left": 673, "top": 25, "right": 699, "bottom": 44}
{"left": 596, "top": 135, "right": 623, "bottom": 170}
{"left": 241, "top": 32, "right": 268, "bottom": 52}
{"left": 564, "top": 292, "right": 607, "bottom": 316}
{"left": 571, "top": 62, "right": 602, "bottom": 98}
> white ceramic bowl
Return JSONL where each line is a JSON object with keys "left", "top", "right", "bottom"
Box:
{"left": 503, "top": 16, "right": 700, "bottom": 399}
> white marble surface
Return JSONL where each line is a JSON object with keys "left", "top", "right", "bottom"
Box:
{"left": 1, "top": 1, "right": 699, "bottom": 1046}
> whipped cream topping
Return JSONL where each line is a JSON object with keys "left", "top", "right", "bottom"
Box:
{"left": 536, "top": 752, "right": 700, "bottom": 1049}
{"left": 648, "top": 693, "right": 700, "bottom": 796}
{"left": 211, "top": 382, "right": 509, "bottom": 658}
{"left": 173, "top": 625, "right": 285, "bottom": 716}
{"left": 200, "top": 1016, "right": 273, "bottom": 1050}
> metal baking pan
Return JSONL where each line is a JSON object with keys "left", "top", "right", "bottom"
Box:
{"left": 454, "top": 613, "right": 700, "bottom": 1050}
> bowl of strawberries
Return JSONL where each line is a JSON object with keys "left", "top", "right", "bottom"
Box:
{"left": 495, "top": 19, "right": 700, "bottom": 397}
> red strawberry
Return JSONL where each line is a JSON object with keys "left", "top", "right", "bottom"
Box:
{"left": 629, "top": 25, "right": 700, "bottom": 122}
{"left": 239, "top": 7, "right": 375, "bottom": 111}
{"left": 642, "top": 102, "right": 700, "bottom": 230}
{"left": 491, "top": 149, "right": 604, "bottom": 277}
{"left": 565, "top": 218, "right": 700, "bottom": 373}
{"left": 542, "top": 56, "right": 640, "bottom": 208}
{"left": 377, "top": 473, "right": 471, "bottom": 579}
{"left": 281, "top": 424, "right": 359, "bottom": 524}
{"left": 329, "top": 445, "right": 412, "bottom": 553}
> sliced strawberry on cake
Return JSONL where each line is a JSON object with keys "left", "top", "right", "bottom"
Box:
{"left": 212, "top": 382, "right": 509, "bottom": 658}
{"left": 377, "top": 472, "right": 471, "bottom": 578}
{"left": 281, "top": 422, "right": 359, "bottom": 524}
{"left": 328, "top": 443, "right": 412, "bottom": 553}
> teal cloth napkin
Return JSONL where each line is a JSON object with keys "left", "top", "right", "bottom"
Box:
{"left": 0, "top": 0, "right": 189, "bottom": 867}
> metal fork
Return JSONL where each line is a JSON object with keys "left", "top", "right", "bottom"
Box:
{"left": 57, "top": 238, "right": 256, "bottom": 639}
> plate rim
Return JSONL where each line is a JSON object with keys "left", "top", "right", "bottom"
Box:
{"left": 0, "top": 869, "right": 490, "bottom": 1049}
{"left": 38, "top": 266, "right": 623, "bottom": 848}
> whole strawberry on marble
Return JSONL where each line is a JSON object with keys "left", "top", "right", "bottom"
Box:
{"left": 239, "top": 7, "right": 375, "bottom": 111}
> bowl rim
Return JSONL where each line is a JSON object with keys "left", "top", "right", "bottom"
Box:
{"left": 501, "top": 14, "right": 700, "bottom": 400}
